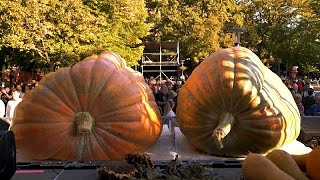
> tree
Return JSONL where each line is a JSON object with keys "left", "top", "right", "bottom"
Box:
{"left": 239, "top": 0, "right": 318, "bottom": 71}
{"left": 0, "top": 0, "right": 102, "bottom": 71}
{"left": 0, "top": 0, "right": 150, "bottom": 71}
{"left": 266, "top": 0, "right": 320, "bottom": 74}
{"left": 146, "top": 0, "right": 243, "bottom": 65}
{"left": 83, "top": 0, "right": 150, "bottom": 67}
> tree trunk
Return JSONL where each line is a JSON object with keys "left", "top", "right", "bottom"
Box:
{"left": 48, "top": 61, "right": 55, "bottom": 72}
{"left": 44, "top": 52, "right": 54, "bottom": 72}
{"left": 277, "top": 60, "right": 281, "bottom": 76}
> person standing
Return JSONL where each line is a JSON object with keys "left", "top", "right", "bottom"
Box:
{"left": 293, "top": 94, "right": 304, "bottom": 116}
{"left": 155, "top": 85, "right": 169, "bottom": 115}
{"left": 0, "top": 99, "right": 5, "bottom": 117}
{"left": 297, "top": 79, "right": 304, "bottom": 94}
{"left": 163, "top": 90, "right": 178, "bottom": 116}
{"left": 309, "top": 95, "right": 320, "bottom": 116}
{"left": 16, "top": 84, "right": 24, "bottom": 98}
{"left": 302, "top": 88, "right": 316, "bottom": 116}
{"left": 9, "top": 69, "right": 15, "bottom": 86}
{"left": 5, "top": 88, "right": 22, "bottom": 118}
{"left": 1, "top": 86, "right": 12, "bottom": 108}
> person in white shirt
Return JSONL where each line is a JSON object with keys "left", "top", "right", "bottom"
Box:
{"left": 180, "top": 74, "right": 185, "bottom": 82}
{"left": 5, "top": 89, "right": 22, "bottom": 118}
{"left": 163, "top": 90, "right": 178, "bottom": 117}
{"left": 0, "top": 99, "right": 5, "bottom": 117}
{"left": 302, "top": 84, "right": 315, "bottom": 96}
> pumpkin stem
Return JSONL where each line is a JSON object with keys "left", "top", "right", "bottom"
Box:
{"left": 75, "top": 112, "right": 95, "bottom": 135}
{"left": 212, "top": 113, "right": 234, "bottom": 149}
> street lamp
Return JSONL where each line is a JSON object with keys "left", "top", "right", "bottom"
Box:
{"left": 179, "top": 58, "right": 189, "bottom": 82}
{"left": 227, "top": 28, "right": 247, "bottom": 47}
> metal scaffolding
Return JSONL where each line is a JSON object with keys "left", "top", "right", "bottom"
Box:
{"left": 141, "top": 41, "right": 180, "bottom": 81}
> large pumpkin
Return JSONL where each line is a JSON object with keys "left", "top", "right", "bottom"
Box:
{"left": 176, "top": 47, "right": 300, "bottom": 157}
{"left": 11, "top": 51, "right": 162, "bottom": 161}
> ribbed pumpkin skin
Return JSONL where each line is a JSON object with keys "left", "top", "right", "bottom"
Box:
{"left": 11, "top": 51, "right": 162, "bottom": 161}
{"left": 176, "top": 47, "right": 300, "bottom": 157}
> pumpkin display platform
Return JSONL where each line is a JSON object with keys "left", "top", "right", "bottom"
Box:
{"left": 298, "top": 116, "right": 320, "bottom": 143}
{"left": 12, "top": 123, "right": 312, "bottom": 180}
{"left": 12, "top": 115, "right": 313, "bottom": 163}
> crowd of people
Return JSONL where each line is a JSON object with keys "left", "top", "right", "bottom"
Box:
{"left": 1, "top": 73, "right": 320, "bottom": 119}
{"left": 283, "top": 76, "right": 320, "bottom": 116}
{"left": 0, "top": 80, "right": 39, "bottom": 118}
{"left": 146, "top": 75, "right": 320, "bottom": 118}
{"left": 146, "top": 78, "right": 181, "bottom": 117}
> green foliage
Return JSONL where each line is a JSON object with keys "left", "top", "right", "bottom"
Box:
{"left": 1, "top": 0, "right": 100, "bottom": 70}
{"left": 0, "top": 0, "right": 149, "bottom": 70}
{"left": 83, "top": 0, "right": 150, "bottom": 66}
{"left": 146, "top": 0, "right": 243, "bottom": 63}
{"left": 0, "top": 0, "right": 319, "bottom": 73}
{"left": 301, "top": 64, "right": 319, "bottom": 73}
{"left": 239, "top": 0, "right": 320, "bottom": 70}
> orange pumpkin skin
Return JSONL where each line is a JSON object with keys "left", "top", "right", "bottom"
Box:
{"left": 176, "top": 47, "right": 300, "bottom": 157}
{"left": 11, "top": 51, "right": 162, "bottom": 161}
{"left": 306, "top": 147, "right": 320, "bottom": 180}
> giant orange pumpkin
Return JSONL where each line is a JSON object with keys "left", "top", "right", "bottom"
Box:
{"left": 11, "top": 51, "right": 162, "bottom": 161}
{"left": 176, "top": 47, "right": 300, "bottom": 157}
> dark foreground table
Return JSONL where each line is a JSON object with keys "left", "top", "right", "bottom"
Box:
{"left": 12, "top": 160, "right": 243, "bottom": 180}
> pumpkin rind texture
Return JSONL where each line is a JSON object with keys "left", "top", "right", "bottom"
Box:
{"left": 306, "top": 147, "right": 320, "bottom": 180}
{"left": 242, "top": 154, "right": 295, "bottom": 180}
{"left": 176, "top": 47, "right": 300, "bottom": 157}
{"left": 11, "top": 51, "right": 163, "bottom": 161}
